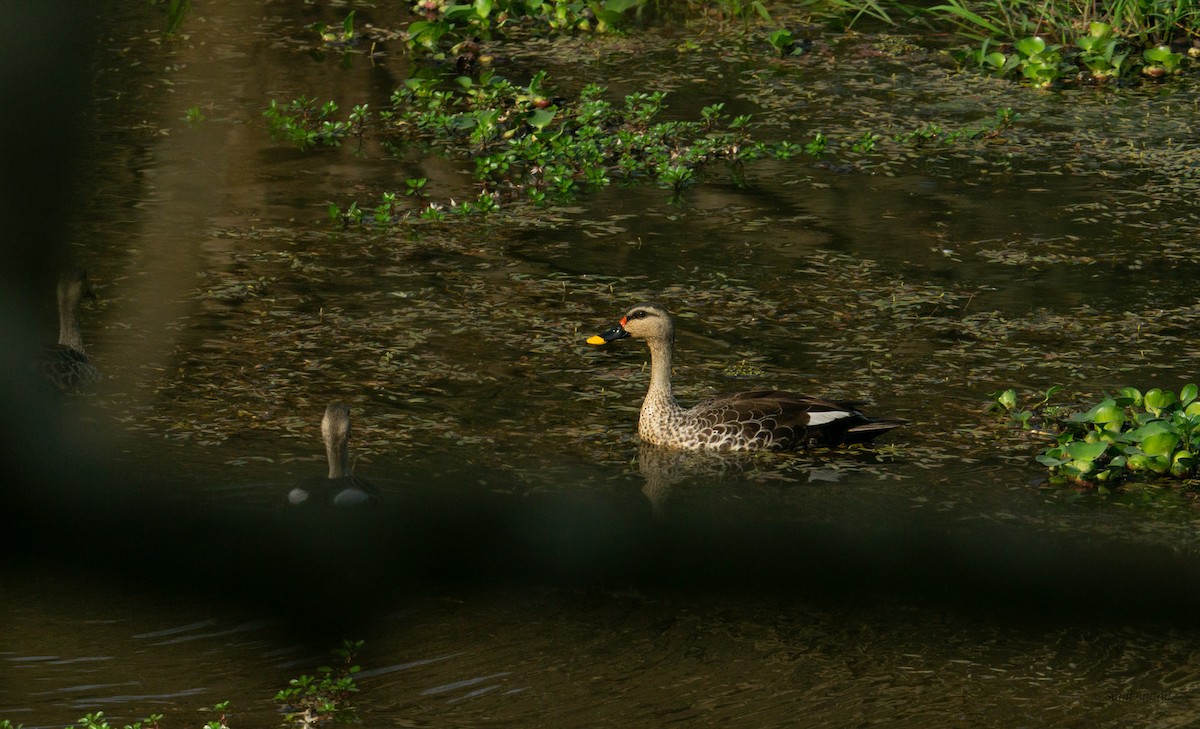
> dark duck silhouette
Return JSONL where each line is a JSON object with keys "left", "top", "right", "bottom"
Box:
{"left": 39, "top": 268, "right": 101, "bottom": 393}
{"left": 288, "top": 402, "right": 380, "bottom": 507}
{"left": 587, "top": 303, "right": 906, "bottom": 451}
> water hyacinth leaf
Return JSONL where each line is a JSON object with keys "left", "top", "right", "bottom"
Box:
{"left": 1089, "top": 401, "right": 1123, "bottom": 427}
{"left": 1149, "top": 455, "right": 1171, "bottom": 474}
{"left": 527, "top": 108, "right": 557, "bottom": 130}
{"left": 1123, "top": 420, "right": 1176, "bottom": 442}
{"left": 1015, "top": 36, "right": 1047, "bottom": 57}
{"left": 983, "top": 51, "right": 1007, "bottom": 69}
{"left": 1187, "top": 402, "right": 1200, "bottom": 417}
{"left": 995, "top": 388, "right": 1017, "bottom": 410}
{"left": 1171, "top": 458, "right": 1192, "bottom": 478}
{"left": 1068, "top": 460, "right": 1095, "bottom": 475}
{"left": 1144, "top": 388, "right": 1175, "bottom": 414}
{"left": 1140, "top": 432, "right": 1179, "bottom": 457}
{"left": 1117, "top": 387, "right": 1142, "bottom": 407}
{"left": 1127, "top": 453, "right": 1153, "bottom": 471}
{"left": 1181, "top": 383, "right": 1198, "bottom": 407}
{"left": 1036, "top": 453, "right": 1068, "bottom": 468}
{"left": 1065, "top": 441, "right": 1108, "bottom": 462}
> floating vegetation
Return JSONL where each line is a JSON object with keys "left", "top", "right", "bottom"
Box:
{"left": 264, "top": 69, "right": 811, "bottom": 218}
{"left": 993, "top": 385, "right": 1200, "bottom": 489}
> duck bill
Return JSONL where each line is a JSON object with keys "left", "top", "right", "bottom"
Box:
{"left": 586, "top": 324, "right": 630, "bottom": 346}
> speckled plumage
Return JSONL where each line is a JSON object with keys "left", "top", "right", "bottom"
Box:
{"left": 589, "top": 303, "right": 906, "bottom": 452}
{"left": 39, "top": 268, "right": 101, "bottom": 394}
{"left": 288, "top": 402, "right": 380, "bottom": 507}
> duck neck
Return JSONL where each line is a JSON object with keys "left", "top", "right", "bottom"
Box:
{"left": 326, "top": 438, "right": 350, "bottom": 479}
{"left": 642, "top": 336, "right": 681, "bottom": 418}
{"left": 58, "top": 292, "right": 85, "bottom": 353}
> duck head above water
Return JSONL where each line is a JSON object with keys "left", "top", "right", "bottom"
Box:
{"left": 586, "top": 302, "right": 673, "bottom": 346}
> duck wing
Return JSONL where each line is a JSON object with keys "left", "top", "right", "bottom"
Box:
{"left": 690, "top": 391, "right": 903, "bottom": 450}
{"left": 39, "top": 344, "right": 101, "bottom": 394}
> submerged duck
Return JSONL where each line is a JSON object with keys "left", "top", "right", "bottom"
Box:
{"left": 40, "top": 268, "right": 101, "bottom": 393}
{"left": 288, "top": 402, "right": 380, "bottom": 507}
{"left": 586, "top": 303, "right": 906, "bottom": 451}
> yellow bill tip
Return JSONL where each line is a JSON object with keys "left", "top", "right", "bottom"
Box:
{"left": 586, "top": 335, "right": 606, "bottom": 346}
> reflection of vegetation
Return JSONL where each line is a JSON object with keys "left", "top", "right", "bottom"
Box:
{"left": 993, "top": 385, "right": 1200, "bottom": 488}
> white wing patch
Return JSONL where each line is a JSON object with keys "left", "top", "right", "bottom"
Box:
{"left": 806, "top": 410, "right": 853, "bottom": 425}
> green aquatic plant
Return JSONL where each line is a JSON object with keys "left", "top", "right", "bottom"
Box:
{"left": 1142, "top": 45, "right": 1185, "bottom": 77}
{"left": 994, "top": 384, "right": 1200, "bottom": 487}
{"left": 796, "top": 0, "right": 903, "bottom": 29}
{"left": 313, "top": 10, "right": 356, "bottom": 45}
{"left": 928, "top": 0, "right": 1199, "bottom": 46}
{"left": 967, "top": 35, "right": 1065, "bottom": 87}
{"left": 1012, "top": 36, "right": 1064, "bottom": 87}
{"left": 804, "top": 132, "right": 828, "bottom": 157}
{"left": 148, "top": 0, "right": 191, "bottom": 34}
{"left": 702, "top": 0, "right": 772, "bottom": 30}
{"left": 406, "top": 0, "right": 647, "bottom": 56}
{"left": 767, "top": 28, "right": 800, "bottom": 56}
{"left": 936, "top": 1, "right": 1197, "bottom": 85}
{"left": 263, "top": 98, "right": 370, "bottom": 149}
{"left": 315, "top": 69, "right": 805, "bottom": 223}
{"left": 201, "top": 702, "right": 231, "bottom": 729}
{"left": 51, "top": 712, "right": 165, "bottom": 729}
{"left": 1074, "top": 22, "right": 1129, "bottom": 80}
{"left": 275, "top": 639, "right": 364, "bottom": 726}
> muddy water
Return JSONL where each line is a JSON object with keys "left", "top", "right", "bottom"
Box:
{"left": 6, "top": 1, "right": 1200, "bottom": 726}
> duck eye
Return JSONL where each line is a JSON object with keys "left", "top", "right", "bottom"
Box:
{"left": 631, "top": 310, "right": 647, "bottom": 320}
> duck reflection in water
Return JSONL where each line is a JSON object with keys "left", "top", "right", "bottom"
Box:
{"left": 288, "top": 402, "right": 380, "bottom": 508}
{"left": 636, "top": 442, "right": 757, "bottom": 516}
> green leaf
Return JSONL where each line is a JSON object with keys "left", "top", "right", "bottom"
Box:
{"left": 1145, "top": 387, "right": 1177, "bottom": 414}
{"left": 527, "top": 108, "right": 557, "bottom": 130}
{"left": 1140, "top": 432, "right": 1180, "bottom": 457}
{"left": 1015, "top": 36, "right": 1047, "bottom": 57}
{"left": 1122, "top": 420, "right": 1176, "bottom": 441}
{"left": 1117, "top": 387, "right": 1143, "bottom": 406}
{"left": 982, "top": 51, "right": 1007, "bottom": 69}
{"left": 1036, "top": 453, "right": 1067, "bottom": 467}
{"left": 1066, "top": 441, "right": 1108, "bottom": 462}
{"left": 1180, "top": 383, "right": 1198, "bottom": 406}
{"left": 928, "top": 4, "right": 1003, "bottom": 35}
{"left": 475, "top": 0, "right": 493, "bottom": 18}
{"left": 1088, "top": 399, "right": 1123, "bottom": 426}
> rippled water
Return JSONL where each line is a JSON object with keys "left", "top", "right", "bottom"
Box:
{"left": 6, "top": 1, "right": 1200, "bottom": 726}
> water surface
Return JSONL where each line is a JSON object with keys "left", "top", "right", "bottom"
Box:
{"left": 5, "top": 1, "right": 1200, "bottom": 726}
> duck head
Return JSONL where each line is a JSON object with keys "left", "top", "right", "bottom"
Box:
{"left": 586, "top": 302, "right": 674, "bottom": 345}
